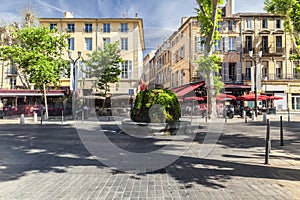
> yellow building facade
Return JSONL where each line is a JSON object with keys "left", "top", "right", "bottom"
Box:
{"left": 39, "top": 12, "right": 145, "bottom": 98}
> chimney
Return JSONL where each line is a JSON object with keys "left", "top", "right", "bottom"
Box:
{"left": 181, "top": 17, "right": 188, "bottom": 25}
{"left": 64, "top": 11, "right": 74, "bottom": 18}
{"left": 225, "top": 0, "right": 235, "bottom": 17}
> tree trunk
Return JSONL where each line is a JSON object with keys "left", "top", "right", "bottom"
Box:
{"left": 43, "top": 83, "right": 49, "bottom": 120}
{"left": 204, "top": 0, "right": 219, "bottom": 119}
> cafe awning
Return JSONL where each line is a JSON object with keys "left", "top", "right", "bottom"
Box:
{"left": 175, "top": 81, "right": 205, "bottom": 98}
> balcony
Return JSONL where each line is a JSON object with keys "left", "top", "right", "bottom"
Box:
{"left": 264, "top": 73, "right": 300, "bottom": 80}
{"left": 243, "top": 47, "right": 253, "bottom": 54}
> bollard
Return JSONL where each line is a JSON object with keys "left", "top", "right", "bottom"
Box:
{"left": 81, "top": 109, "right": 84, "bottom": 122}
{"left": 33, "top": 112, "right": 38, "bottom": 123}
{"left": 243, "top": 110, "right": 246, "bottom": 120}
{"left": 20, "top": 114, "right": 25, "bottom": 124}
{"left": 262, "top": 113, "right": 267, "bottom": 123}
{"left": 280, "top": 116, "right": 284, "bottom": 146}
{"left": 265, "top": 119, "right": 270, "bottom": 164}
{"left": 61, "top": 110, "right": 64, "bottom": 124}
{"left": 40, "top": 111, "right": 43, "bottom": 125}
{"left": 245, "top": 116, "right": 247, "bottom": 123}
{"left": 252, "top": 111, "right": 256, "bottom": 121}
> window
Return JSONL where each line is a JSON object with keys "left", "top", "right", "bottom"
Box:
{"left": 293, "top": 62, "right": 299, "bottom": 79}
{"left": 103, "top": 23, "right": 110, "bottom": 32}
{"left": 10, "top": 78, "right": 16, "bottom": 89}
{"left": 50, "top": 23, "right": 57, "bottom": 30}
{"left": 9, "top": 64, "right": 17, "bottom": 75}
{"left": 84, "top": 38, "right": 92, "bottom": 51}
{"left": 276, "top": 36, "right": 282, "bottom": 52}
{"left": 276, "top": 19, "right": 281, "bottom": 29}
{"left": 262, "top": 19, "right": 268, "bottom": 29}
{"left": 262, "top": 36, "right": 268, "bottom": 53}
{"left": 245, "top": 18, "right": 252, "bottom": 29}
{"left": 177, "top": 46, "right": 185, "bottom": 59}
{"left": 229, "top": 63, "right": 235, "bottom": 81}
{"left": 214, "top": 40, "right": 221, "bottom": 51}
{"left": 103, "top": 38, "right": 110, "bottom": 49}
{"left": 276, "top": 61, "right": 282, "bottom": 79}
{"left": 195, "top": 36, "right": 205, "bottom": 52}
{"left": 67, "top": 38, "right": 75, "bottom": 50}
{"left": 120, "top": 23, "right": 128, "bottom": 32}
{"left": 245, "top": 61, "right": 252, "bottom": 80}
{"left": 67, "top": 23, "right": 75, "bottom": 32}
{"left": 228, "top": 20, "right": 236, "bottom": 31}
{"left": 120, "top": 38, "right": 128, "bottom": 50}
{"left": 261, "top": 61, "right": 268, "bottom": 78}
{"left": 121, "top": 60, "right": 132, "bottom": 79}
{"left": 85, "top": 23, "right": 92, "bottom": 32}
{"left": 222, "top": 20, "right": 226, "bottom": 31}
{"left": 245, "top": 36, "right": 252, "bottom": 53}
{"left": 228, "top": 37, "right": 236, "bottom": 51}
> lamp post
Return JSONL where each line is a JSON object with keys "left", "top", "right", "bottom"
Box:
{"left": 68, "top": 51, "right": 81, "bottom": 119}
{"left": 249, "top": 50, "right": 262, "bottom": 117}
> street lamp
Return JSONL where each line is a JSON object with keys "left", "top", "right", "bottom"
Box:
{"left": 249, "top": 50, "right": 262, "bottom": 117}
{"left": 68, "top": 51, "right": 81, "bottom": 119}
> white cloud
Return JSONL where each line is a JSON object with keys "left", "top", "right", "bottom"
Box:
{"left": 0, "top": 0, "right": 266, "bottom": 51}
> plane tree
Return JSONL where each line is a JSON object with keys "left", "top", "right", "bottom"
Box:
{"left": 0, "top": 26, "right": 69, "bottom": 119}
{"left": 194, "top": 0, "right": 224, "bottom": 118}
{"left": 83, "top": 41, "right": 123, "bottom": 109}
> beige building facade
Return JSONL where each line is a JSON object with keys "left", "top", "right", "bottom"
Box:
{"left": 144, "top": 0, "right": 300, "bottom": 111}
{"left": 39, "top": 12, "right": 145, "bottom": 98}
{"left": 238, "top": 13, "right": 299, "bottom": 110}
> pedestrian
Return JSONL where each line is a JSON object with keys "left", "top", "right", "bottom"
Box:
{"left": 0, "top": 99, "right": 3, "bottom": 119}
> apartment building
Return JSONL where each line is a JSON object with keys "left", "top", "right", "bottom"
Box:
{"left": 238, "top": 13, "right": 300, "bottom": 110}
{"left": 145, "top": 0, "right": 300, "bottom": 111}
{"left": 39, "top": 12, "right": 145, "bottom": 99}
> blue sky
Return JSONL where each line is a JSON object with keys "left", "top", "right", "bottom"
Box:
{"left": 0, "top": 0, "right": 265, "bottom": 51}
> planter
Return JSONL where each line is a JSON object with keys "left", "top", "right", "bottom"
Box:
{"left": 121, "top": 120, "right": 191, "bottom": 136}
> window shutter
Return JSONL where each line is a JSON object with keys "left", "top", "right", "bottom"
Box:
{"left": 224, "top": 37, "right": 229, "bottom": 52}
{"left": 128, "top": 60, "right": 132, "bottom": 78}
{"left": 236, "top": 62, "right": 242, "bottom": 82}
{"left": 223, "top": 62, "right": 229, "bottom": 81}
{"left": 236, "top": 36, "right": 242, "bottom": 52}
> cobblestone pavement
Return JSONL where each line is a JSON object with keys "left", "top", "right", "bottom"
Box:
{"left": 0, "top": 113, "right": 299, "bottom": 199}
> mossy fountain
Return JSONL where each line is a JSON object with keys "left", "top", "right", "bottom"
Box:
{"left": 122, "top": 89, "right": 190, "bottom": 136}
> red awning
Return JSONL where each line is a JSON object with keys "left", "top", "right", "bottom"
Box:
{"left": 0, "top": 89, "right": 65, "bottom": 97}
{"left": 175, "top": 81, "right": 205, "bottom": 98}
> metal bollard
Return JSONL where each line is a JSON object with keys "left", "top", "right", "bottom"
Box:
{"left": 280, "top": 116, "right": 284, "bottom": 146}
{"left": 262, "top": 112, "right": 267, "bottom": 123}
{"left": 61, "top": 110, "right": 64, "bottom": 124}
{"left": 252, "top": 111, "right": 256, "bottom": 121}
{"left": 265, "top": 119, "right": 270, "bottom": 164}
{"left": 20, "top": 114, "right": 25, "bottom": 124}
{"left": 243, "top": 110, "right": 246, "bottom": 120}
{"left": 245, "top": 116, "right": 247, "bottom": 123}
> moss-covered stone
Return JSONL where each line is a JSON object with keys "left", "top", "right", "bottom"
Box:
{"left": 130, "top": 89, "right": 181, "bottom": 123}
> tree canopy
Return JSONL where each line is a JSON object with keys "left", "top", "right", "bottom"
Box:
{"left": 83, "top": 41, "right": 123, "bottom": 108}
{"left": 0, "top": 26, "right": 69, "bottom": 90}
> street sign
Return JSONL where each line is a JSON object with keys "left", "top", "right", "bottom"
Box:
{"left": 128, "top": 89, "right": 134, "bottom": 95}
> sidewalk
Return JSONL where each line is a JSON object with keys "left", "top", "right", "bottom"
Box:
{"left": 0, "top": 114, "right": 299, "bottom": 199}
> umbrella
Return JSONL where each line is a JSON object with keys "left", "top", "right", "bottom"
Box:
{"left": 203, "top": 93, "right": 236, "bottom": 101}
{"left": 267, "top": 96, "right": 283, "bottom": 100}
{"left": 184, "top": 96, "right": 205, "bottom": 101}
{"left": 236, "top": 94, "right": 269, "bottom": 101}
